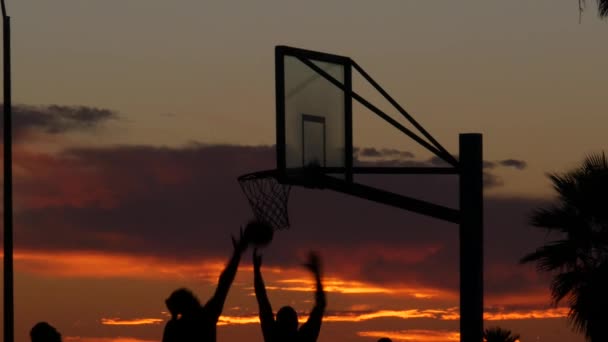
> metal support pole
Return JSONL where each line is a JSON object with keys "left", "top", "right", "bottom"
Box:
{"left": 3, "top": 13, "right": 14, "bottom": 342}
{"left": 459, "top": 133, "right": 483, "bottom": 342}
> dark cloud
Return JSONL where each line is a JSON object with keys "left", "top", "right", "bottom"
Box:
{"left": 2, "top": 104, "right": 117, "bottom": 140}
{"left": 499, "top": 159, "right": 528, "bottom": 170}
{"left": 353, "top": 149, "right": 438, "bottom": 169}
{"left": 354, "top": 158, "right": 431, "bottom": 168}
{"left": 359, "top": 147, "right": 383, "bottom": 157}
{"left": 381, "top": 148, "right": 415, "bottom": 159}
{"left": 12, "top": 144, "right": 274, "bottom": 260}
{"left": 356, "top": 153, "right": 449, "bottom": 169}
{"left": 354, "top": 149, "right": 526, "bottom": 178}
{"left": 355, "top": 147, "right": 415, "bottom": 160}
{"left": 484, "top": 172, "right": 504, "bottom": 188}
{"left": 483, "top": 161, "right": 497, "bottom": 169}
{"left": 355, "top": 155, "right": 504, "bottom": 190}
{"left": 4, "top": 143, "right": 550, "bottom": 301}
{"left": 428, "top": 155, "right": 452, "bottom": 167}
{"left": 431, "top": 155, "right": 525, "bottom": 171}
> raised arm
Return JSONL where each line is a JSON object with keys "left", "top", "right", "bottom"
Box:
{"left": 205, "top": 229, "right": 249, "bottom": 320}
{"left": 254, "top": 249, "right": 275, "bottom": 340}
{"left": 299, "top": 252, "right": 326, "bottom": 340}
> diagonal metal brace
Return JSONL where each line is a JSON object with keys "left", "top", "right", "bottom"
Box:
{"left": 351, "top": 61, "right": 458, "bottom": 166}
{"left": 311, "top": 173, "right": 460, "bottom": 224}
{"left": 296, "top": 56, "right": 457, "bottom": 168}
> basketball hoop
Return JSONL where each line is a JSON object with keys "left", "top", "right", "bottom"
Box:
{"left": 238, "top": 170, "right": 291, "bottom": 230}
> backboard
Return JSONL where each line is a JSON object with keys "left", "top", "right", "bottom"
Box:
{"left": 275, "top": 46, "right": 353, "bottom": 182}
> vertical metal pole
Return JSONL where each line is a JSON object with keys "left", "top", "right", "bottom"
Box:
{"left": 344, "top": 60, "right": 353, "bottom": 183}
{"left": 3, "top": 14, "right": 14, "bottom": 342}
{"left": 3, "top": 13, "right": 14, "bottom": 342}
{"left": 459, "top": 133, "right": 483, "bottom": 342}
{"left": 275, "top": 47, "right": 286, "bottom": 173}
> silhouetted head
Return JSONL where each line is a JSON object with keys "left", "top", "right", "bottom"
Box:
{"left": 166, "top": 288, "right": 201, "bottom": 317}
{"left": 377, "top": 338, "right": 392, "bottom": 342}
{"left": 30, "top": 322, "right": 61, "bottom": 342}
{"left": 276, "top": 306, "right": 299, "bottom": 333}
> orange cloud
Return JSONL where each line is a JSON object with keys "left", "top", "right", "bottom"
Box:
{"left": 95, "top": 306, "right": 568, "bottom": 342}
{"left": 485, "top": 290, "right": 553, "bottom": 307}
{"left": 7, "top": 250, "right": 227, "bottom": 280}
{"left": 212, "top": 306, "right": 568, "bottom": 326}
{"left": 217, "top": 316, "right": 261, "bottom": 326}
{"left": 266, "top": 277, "right": 455, "bottom": 299}
{"left": 484, "top": 307, "right": 569, "bottom": 320}
{"left": 323, "top": 308, "right": 460, "bottom": 322}
{"left": 358, "top": 329, "right": 460, "bottom": 342}
{"left": 2, "top": 249, "right": 570, "bottom": 324}
{"left": 96, "top": 308, "right": 464, "bottom": 328}
{"left": 65, "top": 337, "right": 156, "bottom": 342}
{"left": 101, "top": 318, "right": 164, "bottom": 326}
{"left": 6, "top": 249, "right": 455, "bottom": 302}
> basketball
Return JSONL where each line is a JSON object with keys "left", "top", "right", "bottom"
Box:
{"left": 244, "top": 219, "right": 274, "bottom": 247}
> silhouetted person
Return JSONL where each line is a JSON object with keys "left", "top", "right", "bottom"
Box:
{"left": 254, "top": 249, "right": 326, "bottom": 342}
{"left": 162, "top": 230, "right": 249, "bottom": 342}
{"left": 377, "top": 338, "right": 392, "bottom": 342}
{"left": 30, "top": 322, "right": 61, "bottom": 342}
{"left": 162, "top": 296, "right": 182, "bottom": 342}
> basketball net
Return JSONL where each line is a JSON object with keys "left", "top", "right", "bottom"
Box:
{"left": 238, "top": 171, "right": 291, "bottom": 230}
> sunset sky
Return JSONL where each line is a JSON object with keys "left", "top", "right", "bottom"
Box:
{"left": 2, "top": 1, "right": 607, "bottom": 342}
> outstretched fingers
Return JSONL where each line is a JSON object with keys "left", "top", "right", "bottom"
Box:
{"left": 303, "top": 251, "right": 322, "bottom": 275}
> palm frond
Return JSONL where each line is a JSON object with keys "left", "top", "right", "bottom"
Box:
{"left": 530, "top": 206, "right": 586, "bottom": 234}
{"left": 570, "top": 262, "right": 608, "bottom": 340}
{"left": 550, "top": 270, "right": 583, "bottom": 305}
{"left": 520, "top": 240, "right": 579, "bottom": 272}
{"left": 483, "top": 326, "right": 520, "bottom": 342}
{"left": 522, "top": 152, "right": 608, "bottom": 341}
{"left": 548, "top": 173, "right": 580, "bottom": 204}
{"left": 582, "top": 152, "right": 607, "bottom": 171}
{"left": 581, "top": 0, "right": 608, "bottom": 18}
{"left": 598, "top": 0, "right": 608, "bottom": 18}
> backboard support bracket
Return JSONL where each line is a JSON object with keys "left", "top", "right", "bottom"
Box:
{"left": 309, "top": 173, "right": 460, "bottom": 224}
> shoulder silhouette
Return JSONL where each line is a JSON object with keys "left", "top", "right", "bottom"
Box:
{"left": 30, "top": 322, "right": 61, "bottom": 342}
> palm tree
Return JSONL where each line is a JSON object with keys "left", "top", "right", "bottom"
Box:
{"left": 579, "top": 0, "right": 608, "bottom": 18}
{"left": 521, "top": 152, "right": 608, "bottom": 341}
{"left": 483, "top": 327, "right": 520, "bottom": 342}
{"left": 603, "top": 0, "right": 608, "bottom": 16}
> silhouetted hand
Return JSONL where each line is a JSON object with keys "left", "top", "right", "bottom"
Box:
{"left": 253, "top": 249, "right": 262, "bottom": 270}
{"left": 232, "top": 227, "right": 249, "bottom": 254}
{"left": 303, "top": 251, "right": 321, "bottom": 276}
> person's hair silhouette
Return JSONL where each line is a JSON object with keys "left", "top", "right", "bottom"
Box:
{"left": 30, "top": 322, "right": 61, "bottom": 342}
{"left": 254, "top": 249, "right": 326, "bottom": 342}
{"left": 162, "top": 230, "right": 249, "bottom": 342}
{"left": 377, "top": 338, "right": 392, "bottom": 342}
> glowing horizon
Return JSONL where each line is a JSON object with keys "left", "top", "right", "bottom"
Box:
{"left": 4, "top": 2, "right": 605, "bottom": 341}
